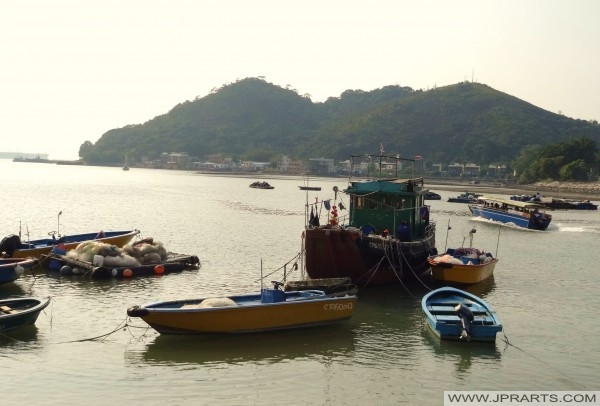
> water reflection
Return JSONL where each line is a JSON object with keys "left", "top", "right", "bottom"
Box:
{"left": 127, "top": 325, "right": 356, "bottom": 366}
{"left": 0, "top": 281, "right": 29, "bottom": 297}
{"left": 0, "top": 325, "right": 40, "bottom": 346}
{"left": 424, "top": 275, "right": 497, "bottom": 299}
{"left": 422, "top": 326, "right": 502, "bottom": 376}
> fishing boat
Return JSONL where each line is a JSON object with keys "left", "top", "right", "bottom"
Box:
{"left": 428, "top": 227, "right": 498, "bottom": 284}
{"left": 0, "top": 297, "right": 51, "bottom": 332}
{"left": 447, "top": 192, "right": 481, "bottom": 203}
{"left": 127, "top": 282, "right": 357, "bottom": 334}
{"left": 302, "top": 152, "right": 437, "bottom": 287}
{"left": 421, "top": 287, "right": 502, "bottom": 342}
{"left": 249, "top": 181, "right": 274, "bottom": 189}
{"left": 298, "top": 173, "right": 321, "bottom": 191}
{"left": 424, "top": 191, "right": 441, "bottom": 200}
{"left": 468, "top": 196, "right": 552, "bottom": 230}
{"left": 0, "top": 257, "right": 38, "bottom": 284}
{"left": 0, "top": 229, "right": 140, "bottom": 259}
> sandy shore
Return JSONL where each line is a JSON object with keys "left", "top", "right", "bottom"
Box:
{"left": 426, "top": 179, "right": 600, "bottom": 200}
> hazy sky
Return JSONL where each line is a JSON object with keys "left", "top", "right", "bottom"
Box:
{"left": 2, "top": 0, "right": 599, "bottom": 160}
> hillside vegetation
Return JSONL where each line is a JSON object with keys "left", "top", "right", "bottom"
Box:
{"left": 79, "top": 77, "right": 600, "bottom": 175}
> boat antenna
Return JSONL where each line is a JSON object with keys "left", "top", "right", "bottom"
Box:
{"left": 444, "top": 219, "right": 451, "bottom": 252}
{"left": 495, "top": 225, "right": 501, "bottom": 257}
{"left": 469, "top": 227, "right": 476, "bottom": 248}
{"left": 57, "top": 211, "right": 63, "bottom": 237}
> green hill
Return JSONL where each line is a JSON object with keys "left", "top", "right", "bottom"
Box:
{"left": 79, "top": 78, "right": 600, "bottom": 167}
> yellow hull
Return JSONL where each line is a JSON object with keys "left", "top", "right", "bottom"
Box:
{"left": 135, "top": 296, "right": 357, "bottom": 334}
{"left": 11, "top": 230, "right": 139, "bottom": 259}
{"left": 429, "top": 259, "right": 497, "bottom": 284}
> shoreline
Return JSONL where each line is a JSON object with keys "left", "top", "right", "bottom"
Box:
{"left": 425, "top": 179, "right": 600, "bottom": 200}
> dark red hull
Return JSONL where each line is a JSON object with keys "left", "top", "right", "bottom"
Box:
{"left": 304, "top": 227, "right": 436, "bottom": 287}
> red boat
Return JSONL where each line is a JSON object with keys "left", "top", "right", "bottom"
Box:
{"left": 302, "top": 153, "right": 437, "bottom": 287}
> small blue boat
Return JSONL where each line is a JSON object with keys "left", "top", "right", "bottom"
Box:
{"left": 0, "top": 258, "right": 37, "bottom": 284}
{"left": 0, "top": 297, "right": 51, "bottom": 332}
{"left": 421, "top": 287, "right": 502, "bottom": 342}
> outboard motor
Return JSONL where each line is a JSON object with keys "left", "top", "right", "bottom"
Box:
{"left": 261, "top": 281, "right": 286, "bottom": 303}
{"left": 454, "top": 303, "right": 474, "bottom": 341}
{"left": 0, "top": 234, "right": 22, "bottom": 257}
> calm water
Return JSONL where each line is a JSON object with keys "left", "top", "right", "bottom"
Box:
{"left": 2, "top": 160, "right": 599, "bottom": 405}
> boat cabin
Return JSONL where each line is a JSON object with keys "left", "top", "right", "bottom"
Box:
{"left": 345, "top": 177, "right": 429, "bottom": 241}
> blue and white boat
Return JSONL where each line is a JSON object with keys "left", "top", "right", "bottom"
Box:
{"left": 0, "top": 297, "right": 51, "bottom": 332}
{"left": 422, "top": 287, "right": 502, "bottom": 342}
{"left": 0, "top": 258, "right": 37, "bottom": 284}
{"left": 468, "top": 196, "right": 552, "bottom": 230}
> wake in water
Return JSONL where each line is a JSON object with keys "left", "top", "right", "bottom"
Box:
{"left": 468, "top": 216, "right": 544, "bottom": 232}
{"left": 552, "top": 224, "right": 600, "bottom": 234}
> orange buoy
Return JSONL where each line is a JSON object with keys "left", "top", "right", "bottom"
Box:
{"left": 154, "top": 264, "right": 165, "bottom": 275}
{"left": 123, "top": 269, "right": 133, "bottom": 278}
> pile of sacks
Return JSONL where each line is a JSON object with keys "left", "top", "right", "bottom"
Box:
{"left": 65, "top": 238, "right": 168, "bottom": 267}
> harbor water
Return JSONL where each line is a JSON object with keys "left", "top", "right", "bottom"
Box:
{"left": 1, "top": 159, "right": 599, "bottom": 405}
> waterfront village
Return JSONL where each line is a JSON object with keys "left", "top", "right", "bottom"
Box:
{"left": 150, "top": 152, "right": 512, "bottom": 181}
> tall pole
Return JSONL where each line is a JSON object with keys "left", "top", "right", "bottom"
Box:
{"left": 57, "top": 211, "right": 63, "bottom": 237}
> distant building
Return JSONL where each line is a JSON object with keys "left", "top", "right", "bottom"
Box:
{"left": 278, "top": 155, "right": 304, "bottom": 174}
{"left": 308, "top": 158, "right": 335, "bottom": 174}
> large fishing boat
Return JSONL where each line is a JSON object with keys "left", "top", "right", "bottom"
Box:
{"left": 302, "top": 153, "right": 437, "bottom": 287}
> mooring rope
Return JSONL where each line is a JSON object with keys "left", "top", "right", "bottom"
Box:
{"left": 49, "top": 316, "right": 154, "bottom": 344}
{"left": 498, "top": 330, "right": 586, "bottom": 390}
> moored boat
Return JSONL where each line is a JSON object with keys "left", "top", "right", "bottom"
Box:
{"left": 429, "top": 248, "right": 497, "bottom": 284}
{"left": 302, "top": 153, "right": 437, "bottom": 287}
{"left": 298, "top": 173, "right": 321, "bottom": 191}
{"left": 510, "top": 194, "right": 597, "bottom": 210}
{"left": 0, "top": 257, "right": 38, "bottom": 284}
{"left": 249, "top": 181, "right": 274, "bottom": 189}
{"left": 0, "top": 229, "right": 140, "bottom": 259}
{"left": 127, "top": 283, "right": 357, "bottom": 334}
{"left": 428, "top": 227, "right": 498, "bottom": 284}
{"left": 424, "top": 191, "right": 441, "bottom": 200}
{"left": 468, "top": 196, "right": 551, "bottom": 230}
{"left": 0, "top": 297, "right": 51, "bottom": 332}
{"left": 421, "top": 287, "right": 502, "bottom": 342}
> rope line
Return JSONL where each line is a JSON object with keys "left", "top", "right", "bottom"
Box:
{"left": 498, "top": 331, "right": 586, "bottom": 390}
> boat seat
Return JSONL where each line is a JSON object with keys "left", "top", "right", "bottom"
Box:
{"left": 0, "top": 305, "right": 17, "bottom": 314}
{"left": 428, "top": 305, "right": 487, "bottom": 315}
{"left": 435, "top": 314, "right": 496, "bottom": 325}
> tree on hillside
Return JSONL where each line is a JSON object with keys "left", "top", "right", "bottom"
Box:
{"left": 520, "top": 137, "right": 599, "bottom": 183}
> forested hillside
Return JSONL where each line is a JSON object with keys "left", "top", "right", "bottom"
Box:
{"left": 79, "top": 77, "right": 600, "bottom": 168}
